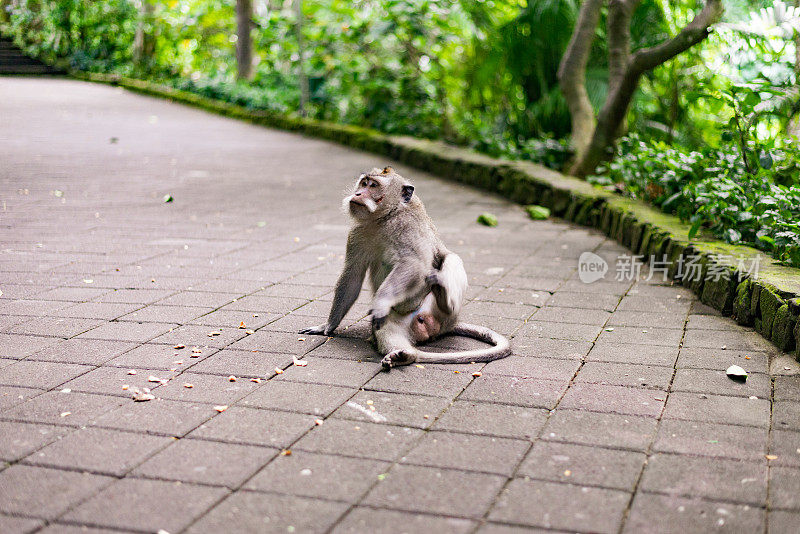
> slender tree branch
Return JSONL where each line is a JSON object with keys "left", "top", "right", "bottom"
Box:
{"left": 607, "top": 0, "right": 640, "bottom": 91}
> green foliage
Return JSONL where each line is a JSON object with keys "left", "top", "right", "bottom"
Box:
{"left": 525, "top": 205, "right": 551, "bottom": 220}
{"left": 477, "top": 213, "right": 499, "bottom": 227}
{"left": 592, "top": 135, "right": 800, "bottom": 267}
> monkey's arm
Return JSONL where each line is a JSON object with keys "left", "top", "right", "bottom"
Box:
{"left": 299, "top": 236, "right": 368, "bottom": 336}
{"left": 427, "top": 252, "right": 467, "bottom": 316}
{"left": 370, "top": 259, "right": 427, "bottom": 330}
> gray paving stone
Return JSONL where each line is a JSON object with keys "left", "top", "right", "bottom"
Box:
{"left": 62, "top": 366, "right": 175, "bottom": 397}
{"left": 0, "top": 360, "right": 92, "bottom": 390}
{"left": 188, "top": 405, "right": 315, "bottom": 447}
{"left": 0, "top": 385, "right": 44, "bottom": 411}
{"left": 2, "top": 390, "right": 124, "bottom": 427}
{"left": 473, "top": 286, "right": 549, "bottom": 305}
{"left": 532, "top": 306, "right": 611, "bottom": 325}
{"left": 0, "top": 515, "right": 43, "bottom": 534}
{"left": 188, "top": 308, "right": 280, "bottom": 329}
{"left": 77, "top": 321, "right": 179, "bottom": 343}
{"left": 28, "top": 339, "right": 137, "bottom": 365}
{"left": 293, "top": 419, "right": 423, "bottom": 461}
{"left": 332, "top": 390, "right": 452, "bottom": 429}
{"left": 90, "top": 398, "right": 218, "bottom": 437}
{"left": 0, "top": 464, "right": 112, "bottom": 520}
{"left": 154, "top": 371, "right": 259, "bottom": 404}
{"left": 274, "top": 356, "right": 380, "bottom": 387}
{"left": 459, "top": 376, "right": 568, "bottom": 409}
{"left": 607, "top": 310, "right": 686, "bottom": 329}
{"left": 545, "top": 291, "right": 620, "bottom": 311}
{"left": 517, "top": 320, "right": 603, "bottom": 342}
{"left": 640, "top": 453, "right": 767, "bottom": 505}
{"left": 773, "top": 401, "right": 800, "bottom": 431}
{"left": 653, "top": 419, "right": 769, "bottom": 461}
{"left": 63, "top": 477, "right": 227, "bottom": 533}
{"left": 489, "top": 478, "right": 630, "bottom": 533}
{"left": 617, "top": 295, "right": 691, "bottom": 314}
{"left": 769, "top": 466, "right": 800, "bottom": 510}
{"left": 150, "top": 323, "right": 249, "bottom": 349}
{"left": 92, "top": 288, "right": 175, "bottom": 305}
{"left": 332, "top": 507, "right": 476, "bottom": 534}
{"left": 517, "top": 441, "right": 645, "bottom": 490}
{"left": 482, "top": 356, "right": 581, "bottom": 381}
{"left": 118, "top": 304, "right": 214, "bottom": 324}
{"left": 306, "top": 337, "right": 378, "bottom": 360}
{"left": 769, "top": 510, "right": 800, "bottom": 534}
{"left": 687, "top": 313, "right": 753, "bottom": 331}
{"left": 596, "top": 325, "right": 684, "bottom": 347}
{"left": 35, "top": 524, "right": 126, "bottom": 534}
{"left": 228, "top": 330, "right": 326, "bottom": 355}
{"left": 0, "top": 300, "right": 73, "bottom": 317}
{"left": 677, "top": 347, "right": 771, "bottom": 374}
{"left": 364, "top": 464, "right": 506, "bottom": 518}
{"left": 401, "top": 431, "right": 529, "bottom": 475}
{"left": 185, "top": 491, "right": 348, "bottom": 534}
{"left": 587, "top": 341, "right": 678, "bottom": 366}
{"left": 671, "top": 368, "right": 771, "bottom": 398}
{"left": 774, "top": 376, "right": 800, "bottom": 402}
{"left": 0, "top": 422, "right": 70, "bottom": 462}
{"left": 623, "top": 492, "right": 765, "bottom": 534}
{"left": 575, "top": 361, "right": 674, "bottom": 389}
{"left": 186, "top": 349, "right": 291, "bottom": 378}
{"left": 0, "top": 334, "right": 61, "bottom": 359}
{"left": 245, "top": 451, "right": 389, "bottom": 501}
{"left": 106, "top": 342, "right": 219, "bottom": 370}
{"left": 769, "top": 430, "right": 800, "bottom": 467}
{"left": 663, "top": 392, "right": 771, "bottom": 428}
{"left": 240, "top": 380, "right": 354, "bottom": 416}
{"left": 23, "top": 427, "right": 171, "bottom": 476}
{"left": 559, "top": 382, "right": 665, "bottom": 417}
{"left": 432, "top": 401, "right": 548, "bottom": 440}
{"left": 542, "top": 409, "right": 658, "bottom": 451}
{"left": 56, "top": 301, "right": 140, "bottom": 320}
{"left": 221, "top": 294, "right": 309, "bottom": 313}
{"left": 8, "top": 317, "right": 104, "bottom": 338}
{"left": 364, "top": 366, "right": 474, "bottom": 398}
{"left": 492, "top": 336, "right": 591, "bottom": 360}
{"left": 133, "top": 438, "right": 277, "bottom": 487}
{"left": 682, "top": 328, "right": 776, "bottom": 351}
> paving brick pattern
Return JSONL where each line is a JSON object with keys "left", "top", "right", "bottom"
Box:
{"left": 1, "top": 77, "right": 798, "bottom": 533}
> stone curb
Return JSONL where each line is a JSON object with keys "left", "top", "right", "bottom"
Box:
{"left": 71, "top": 71, "right": 800, "bottom": 360}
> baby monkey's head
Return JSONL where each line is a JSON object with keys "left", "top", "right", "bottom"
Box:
{"left": 343, "top": 166, "right": 415, "bottom": 220}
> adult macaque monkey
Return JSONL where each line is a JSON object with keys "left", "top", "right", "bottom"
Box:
{"left": 299, "top": 167, "right": 511, "bottom": 369}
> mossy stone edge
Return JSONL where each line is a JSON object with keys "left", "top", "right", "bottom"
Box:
{"left": 73, "top": 71, "right": 800, "bottom": 360}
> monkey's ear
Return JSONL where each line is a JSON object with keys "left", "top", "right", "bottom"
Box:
{"left": 382, "top": 166, "right": 394, "bottom": 174}
{"left": 401, "top": 184, "right": 415, "bottom": 203}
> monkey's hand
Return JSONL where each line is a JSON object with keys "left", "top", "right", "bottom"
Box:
{"left": 425, "top": 270, "right": 441, "bottom": 288}
{"left": 298, "top": 324, "right": 334, "bottom": 336}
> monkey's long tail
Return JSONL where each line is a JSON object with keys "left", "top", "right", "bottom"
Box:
{"left": 413, "top": 322, "right": 511, "bottom": 364}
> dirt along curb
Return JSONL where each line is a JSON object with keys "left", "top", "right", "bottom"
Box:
{"left": 71, "top": 71, "right": 800, "bottom": 360}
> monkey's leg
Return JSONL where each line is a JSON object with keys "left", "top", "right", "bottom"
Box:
{"left": 374, "top": 320, "right": 419, "bottom": 370}
{"left": 427, "top": 253, "right": 467, "bottom": 316}
{"left": 371, "top": 260, "right": 428, "bottom": 330}
{"left": 299, "top": 235, "right": 367, "bottom": 336}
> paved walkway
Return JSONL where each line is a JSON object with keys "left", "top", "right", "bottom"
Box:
{"left": 0, "top": 78, "right": 798, "bottom": 534}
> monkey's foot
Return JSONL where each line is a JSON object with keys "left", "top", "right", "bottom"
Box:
{"left": 381, "top": 350, "right": 416, "bottom": 371}
{"left": 298, "top": 324, "right": 332, "bottom": 336}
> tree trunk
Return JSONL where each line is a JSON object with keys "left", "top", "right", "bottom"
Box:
{"left": 568, "top": 0, "right": 724, "bottom": 177}
{"left": 133, "top": 0, "right": 155, "bottom": 68}
{"left": 790, "top": 0, "right": 800, "bottom": 138}
{"left": 557, "top": 0, "right": 603, "bottom": 162}
{"left": 294, "top": 0, "right": 309, "bottom": 116}
{"left": 235, "top": 0, "right": 253, "bottom": 81}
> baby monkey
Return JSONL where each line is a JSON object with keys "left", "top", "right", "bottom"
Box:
{"left": 299, "top": 166, "right": 511, "bottom": 369}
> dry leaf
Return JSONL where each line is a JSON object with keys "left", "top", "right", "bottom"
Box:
{"left": 122, "top": 384, "right": 129, "bottom": 390}
{"left": 184, "top": 383, "right": 194, "bottom": 389}
{"left": 207, "top": 331, "right": 221, "bottom": 337}
{"left": 245, "top": 329, "right": 255, "bottom": 335}
{"left": 414, "top": 364, "right": 425, "bottom": 369}
{"left": 238, "top": 321, "right": 246, "bottom": 329}
{"left": 128, "top": 369, "right": 137, "bottom": 375}
{"left": 148, "top": 375, "right": 165, "bottom": 383}
{"left": 214, "top": 405, "right": 228, "bottom": 413}
{"left": 191, "top": 347, "right": 202, "bottom": 353}
{"left": 293, "top": 356, "right": 308, "bottom": 367}
{"left": 228, "top": 376, "right": 237, "bottom": 382}
{"left": 315, "top": 419, "right": 324, "bottom": 425}
{"left": 275, "top": 367, "right": 284, "bottom": 374}
{"left": 280, "top": 449, "right": 292, "bottom": 456}
{"left": 60, "top": 411, "right": 71, "bottom": 417}
{"left": 766, "top": 454, "right": 778, "bottom": 460}
{"left": 472, "top": 372, "right": 482, "bottom": 377}
{"left": 250, "top": 378, "right": 262, "bottom": 383}
{"left": 173, "top": 344, "right": 185, "bottom": 349}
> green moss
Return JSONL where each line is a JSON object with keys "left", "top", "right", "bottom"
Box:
{"left": 771, "top": 304, "right": 797, "bottom": 352}
{"left": 733, "top": 279, "right": 754, "bottom": 326}
{"left": 758, "top": 288, "right": 784, "bottom": 338}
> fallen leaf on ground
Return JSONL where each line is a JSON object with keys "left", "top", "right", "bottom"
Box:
{"left": 60, "top": 412, "right": 71, "bottom": 417}
{"left": 472, "top": 372, "right": 482, "bottom": 377}
{"left": 131, "top": 387, "right": 155, "bottom": 402}
{"left": 122, "top": 384, "right": 129, "bottom": 390}
{"left": 250, "top": 378, "right": 262, "bottom": 383}
{"left": 60, "top": 388, "right": 71, "bottom": 393}
{"left": 293, "top": 356, "right": 308, "bottom": 367}
{"left": 315, "top": 419, "right": 324, "bottom": 425}
{"left": 280, "top": 449, "right": 292, "bottom": 456}
{"left": 148, "top": 375, "right": 165, "bottom": 383}
{"left": 128, "top": 369, "right": 137, "bottom": 375}
{"left": 173, "top": 344, "right": 185, "bottom": 349}
{"left": 184, "top": 383, "right": 194, "bottom": 389}
{"left": 228, "top": 376, "right": 237, "bottom": 382}
{"left": 214, "top": 405, "right": 228, "bottom": 413}
{"left": 275, "top": 368, "right": 284, "bottom": 374}
{"left": 207, "top": 331, "right": 221, "bottom": 337}
{"left": 726, "top": 365, "right": 748, "bottom": 382}
{"left": 766, "top": 455, "right": 778, "bottom": 460}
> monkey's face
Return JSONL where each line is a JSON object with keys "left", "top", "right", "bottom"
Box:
{"left": 343, "top": 167, "right": 414, "bottom": 221}
{"left": 410, "top": 312, "right": 441, "bottom": 343}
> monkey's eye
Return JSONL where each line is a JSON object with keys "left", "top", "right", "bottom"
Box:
{"left": 417, "top": 316, "right": 425, "bottom": 323}
{"left": 369, "top": 182, "right": 378, "bottom": 188}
